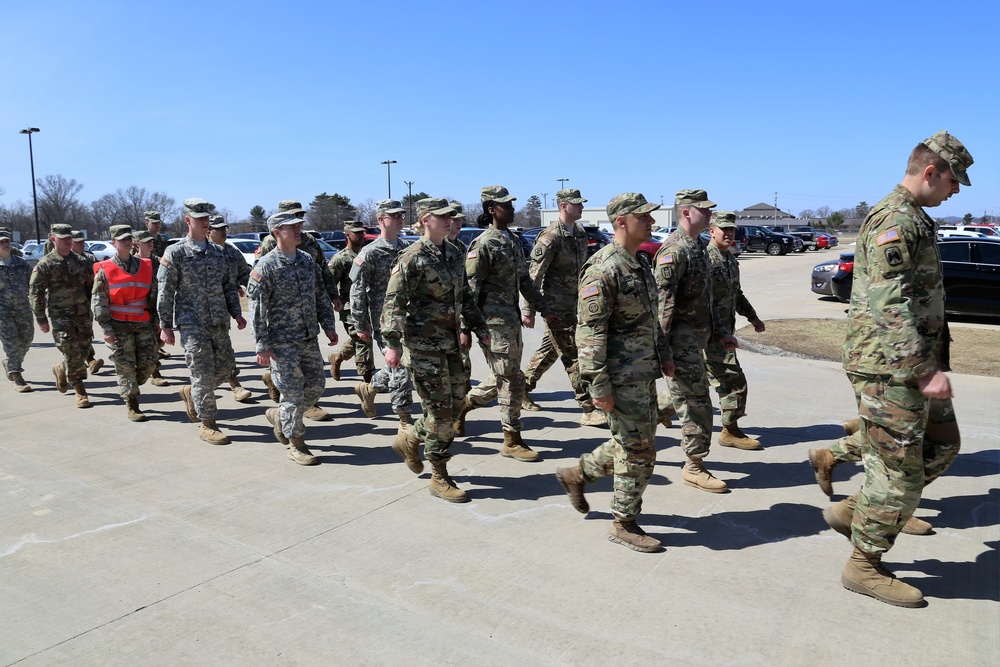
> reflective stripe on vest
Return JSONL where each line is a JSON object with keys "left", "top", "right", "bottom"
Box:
{"left": 99, "top": 258, "right": 153, "bottom": 322}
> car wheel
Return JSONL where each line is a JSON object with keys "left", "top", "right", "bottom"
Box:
{"left": 811, "top": 245, "right": 820, "bottom": 251}
{"left": 637, "top": 251, "right": 651, "bottom": 265}
{"left": 766, "top": 243, "right": 784, "bottom": 256}
{"left": 796, "top": 246, "right": 807, "bottom": 253}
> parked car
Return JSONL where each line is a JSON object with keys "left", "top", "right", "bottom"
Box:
{"left": 456, "top": 226, "right": 487, "bottom": 248}
{"left": 938, "top": 237, "right": 1000, "bottom": 317}
{"left": 225, "top": 238, "right": 260, "bottom": 265}
{"left": 636, "top": 235, "right": 663, "bottom": 265}
{"left": 736, "top": 225, "right": 802, "bottom": 255}
{"left": 85, "top": 240, "right": 115, "bottom": 260}
{"left": 829, "top": 252, "right": 854, "bottom": 302}
{"left": 230, "top": 231, "right": 271, "bottom": 243}
{"left": 316, "top": 230, "right": 347, "bottom": 250}
{"left": 22, "top": 243, "right": 45, "bottom": 267}
{"left": 697, "top": 229, "right": 743, "bottom": 256}
{"left": 939, "top": 224, "right": 999, "bottom": 238}
{"left": 810, "top": 259, "right": 840, "bottom": 296}
{"left": 364, "top": 226, "right": 380, "bottom": 244}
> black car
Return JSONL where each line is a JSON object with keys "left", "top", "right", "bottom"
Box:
{"left": 830, "top": 251, "right": 855, "bottom": 302}
{"left": 736, "top": 225, "right": 802, "bottom": 255}
{"left": 316, "top": 230, "right": 347, "bottom": 250}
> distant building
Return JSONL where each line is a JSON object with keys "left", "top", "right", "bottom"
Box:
{"left": 735, "top": 202, "right": 795, "bottom": 222}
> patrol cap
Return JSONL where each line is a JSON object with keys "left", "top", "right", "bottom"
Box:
{"left": 448, "top": 201, "right": 466, "bottom": 219}
{"left": 71, "top": 230, "right": 86, "bottom": 241}
{"left": 109, "top": 225, "right": 134, "bottom": 240}
{"left": 711, "top": 210, "right": 737, "bottom": 229}
{"left": 134, "top": 229, "right": 154, "bottom": 243}
{"left": 606, "top": 193, "right": 661, "bottom": 220}
{"left": 344, "top": 220, "right": 366, "bottom": 233}
{"left": 675, "top": 189, "right": 717, "bottom": 209}
{"left": 556, "top": 188, "right": 587, "bottom": 204}
{"left": 208, "top": 215, "right": 228, "bottom": 229}
{"left": 267, "top": 211, "right": 302, "bottom": 231}
{"left": 415, "top": 197, "right": 455, "bottom": 220}
{"left": 922, "top": 130, "right": 973, "bottom": 187}
{"left": 144, "top": 210, "right": 162, "bottom": 222}
{"left": 50, "top": 224, "right": 73, "bottom": 238}
{"left": 0, "top": 228, "right": 11, "bottom": 241}
{"left": 183, "top": 198, "right": 214, "bottom": 219}
{"left": 481, "top": 186, "right": 516, "bottom": 204}
{"left": 377, "top": 199, "right": 406, "bottom": 214}
{"left": 278, "top": 200, "right": 306, "bottom": 214}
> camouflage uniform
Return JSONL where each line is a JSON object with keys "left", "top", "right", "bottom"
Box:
{"left": 144, "top": 211, "right": 170, "bottom": 258}
{"left": 257, "top": 232, "right": 337, "bottom": 300}
{"left": 157, "top": 236, "right": 242, "bottom": 421}
{"left": 75, "top": 244, "right": 100, "bottom": 365}
{"left": 327, "top": 245, "right": 371, "bottom": 376}
{"left": 447, "top": 234, "right": 473, "bottom": 388}
{"left": 576, "top": 241, "right": 665, "bottom": 519}
{"left": 0, "top": 239, "right": 34, "bottom": 377}
{"left": 92, "top": 253, "right": 158, "bottom": 401}
{"left": 249, "top": 247, "right": 337, "bottom": 440}
{"left": 350, "top": 235, "right": 413, "bottom": 415}
{"left": 466, "top": 226, "right": 549, "bottom": 431}
{"left": 219, "top": 241, "right": 251, "bottom": 288}
{"left": 381, "top": 236, "right": 487, "bottom": 461}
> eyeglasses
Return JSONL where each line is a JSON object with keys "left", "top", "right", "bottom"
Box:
{"left": 386, "top": 213, "right": 406, "bottom": 220}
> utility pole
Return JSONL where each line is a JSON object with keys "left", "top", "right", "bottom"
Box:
{"left": 19, "top": 128, "right": 41, "bottom": 244}
{"left": 380, "top": 160, "right": 397, "bottom": 199}
{"left": 542, "top": 193, "right": 548, "bottom": 209}
{"left": 774, "top": 192, "right": 779, "bottom": 221}
{"left": 404, "top": 180, "right": 414, "bottom": 225}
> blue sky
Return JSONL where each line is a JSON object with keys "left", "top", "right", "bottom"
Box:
{"left": 2, "top": 0, "right": 997, "bottom": 220}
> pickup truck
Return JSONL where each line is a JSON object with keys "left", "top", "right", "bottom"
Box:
{"left": 735, "top": 225, "right": 802, "bottom": 255}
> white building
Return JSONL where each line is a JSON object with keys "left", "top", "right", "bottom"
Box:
{"left": 540, "top": 207, "right": 674, "bottom": 233}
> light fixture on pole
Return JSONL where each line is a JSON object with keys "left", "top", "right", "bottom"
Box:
{"left": 19, "top": 128, "right": 42, "bottom": 245}
{"left": 380, "top": 160, "right": 397, "bottom": 199}
{"left": 557, "top": 178, "right": 569, "bottom": 192}
{"left": 403, "top": 180, "right": 414, "bottom": 224}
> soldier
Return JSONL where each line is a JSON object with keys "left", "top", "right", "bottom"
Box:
{"left": 327, "top": 221, "right": 371, "bottom": 382}
{"left": 381, "top": 198, "right": 489, "bottom": 501}
{"left": 456, "top": 186, "right": 555, "bottom": 461}
{"left": 143, "top": 211, "right": 171, "bottom": 259}
{"left": 208, "top": 215, "right": 253, "bottom": 403}
{"left": 0, "top": 227, "right": 34, "bottom": 392}
{"left": 555, "top": 193, "right": 671, "bottom": 552}
{"left": 249, "top": 212, "right": 338, "bottom": 466}
{"left": 822, "top": 131, "right": 971, "bottom": 608}
{"left": 72, "top": 230, "right": 105, "bottom": 376}
{"left": 29, "top": 223, "right": 96, "bottom": 407}
{"left": 654, "top": 190, "right": 738, "bottom": 493}
{"left": 705, "top": 211, "right": 766, "bottom": 449}
{"left": 91, "top": 225, "right": 158, "bottom": 421}
{"left": 134, "top": 229, "right": 169, "bottom": 387}
{"left": 522, "top": 188, "right": 603, "bottom": 426}
{"left": 258, "top": 200, "right": 338, "bottom": 422}
{"left": 158, "top": 198, "right": 247, "bottom": 445}
{"left": 447, "top": 202, "right": 474, "bottom": 394}
{"left": 349, "top": 199, "right": 414, "bottom": 430}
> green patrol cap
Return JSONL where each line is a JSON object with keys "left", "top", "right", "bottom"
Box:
{"left": 415, "top": 198, "right": 456, "bottom": 219}
{"left": 922, "top": 130, "right": 973, "bottom": 187}
{"left": 556, "top": 188, "right": 587, "bottom": 204}
{"left": 448, "top": 201, "right": 466, "bottom": 219}
{"left": 344, "top": 220, "right": 365, "bottom": 233}
{"left": 675, "top": 189, "right": 717, "bottom": 209}
{"left": 144, "top": 210, "right": 162, "bottom": 222}
{"left": 481, "top": 186, "right": 516, "bottom": 204}
{"left": 50, "top": 224, "right": 73, "bottom": 238}
{"left": 606, "top": 193, "right": 660, "bottom": 220}
{"left": 376, "top": 199, "right": 405, "bottom": 214}
{"left": 109, "top": 225, "right": 134, "bottom": 240}
{"left": 71, "top": 230, "right": 86, "bottom": 241}
{"left": 711, "top": 210, "right": 737, "bottom": 228}
{"left": 267, "top": 211, "right": 301, "bottom": 231}
{"left": 183, "top": 198, "right": 214, "bottom": 219}
{"left": 134, "top": 229, "right": 154, "bottom": 242}
{"left": 278, "top": 200, "right": 306, "bottom": 214}
{"left": 0, "top": 228, "right": 11, "bottom": 241}
{"left": 208, "top": 215, "right": 228, "bottom": 229}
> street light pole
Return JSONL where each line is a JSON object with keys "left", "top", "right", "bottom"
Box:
{"left": 557, "top": 178, "right": 569, "bottom": 193}
{"left": 19, "top": 128, "right": 41, "bottom": 244}
{"left": 380, "top": 160, "right": 397, "bottom": 199}
{"left": 403, "top": 180, "right": 414, "bottom": 225}
{"left": 542, "top": 193, "right": 548, "bottom": 209}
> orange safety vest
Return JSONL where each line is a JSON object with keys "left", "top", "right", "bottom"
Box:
{"left": 97, "top": 258, "right": 153, "bottom": 322}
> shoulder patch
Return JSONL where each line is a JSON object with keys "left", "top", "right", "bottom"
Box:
{"left": 580, "top": 284, "right": 599, "bottom": 299}
{"left": 658, "top": 254, "right": 673, "bottom": 265}
{"left": 467, "top": 250, "right": 478, "bottom": 259}
{"left": 354, "top": 255, "right": 364, "bottom": 266}
{"left": 159, "top": 258, "right": 171, "bottom": 268}
{"left": 540, "top": 237, "right": 552, "bottom": 247}
{"left": 249, "top": 269, "right": 262, "bottom": 283}
{"left": 876, "top": 229, "right": 900, "bottom": 246}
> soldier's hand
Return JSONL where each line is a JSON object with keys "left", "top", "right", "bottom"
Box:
{"left": 104, "top": 332, "right": 116, "bottom": 344}
{"left": 358, "top": 331, "right": 372, "bottom": 342}
{"left": 160, "top": 327, "right": 175, "bottom": 346}
{"left": 593, "top": 394, "right": 614, "bottom": 412}
{"left": 918, "top": 370, "right": 953, "bottom": 399}
{"left": 385, "top": 348, "right": 401, "bottom": 369}
{"left": 235, "top": 315, "right": 248, "bottom": 330}
{"left": 238, "top": 286, "right": 246, "bottom": 297}
{"left": 720, "top": 334, "right": 739, "bottom": 351}
{"left": 256, "top": 350, "right": 276, "bottom": 367}
{"left": 325, "top": 329, "right": 338, "bottom": 346}
{"left": 522, "top": 315, "right": 535, "bottom": 329}
{"left": 332, "top": 298, "right": 343, "bottom": 312}
{"left": 660, "top": 360, "right": 676, "bottom": 377}
{"left": 460, "top": 332, "right": 472, "bottom": 350}
{"left": 39, "top": 322, "right": 50, "bottom": 334}
{"left": 752, "top": 319, "right": 766, "bottom": 333}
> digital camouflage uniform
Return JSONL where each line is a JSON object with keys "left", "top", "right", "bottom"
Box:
{"left": 0, "top": 247, "right": 34, "bottom": 377}
{"left": 576, "top": 242, "right": 664, "bottom": 520}
{"left": 218, "top": 237, "right": 251, "bottom": 387}
{"left": 157, "top": 236, "right": 242, "bottom": 421}
{"left": 327, "top": 245, "right": 372, "bottom": 376}
{"left": 381, "top": 236, "right": 487, "bottom": 462}
{"left": 92, "top": 253, "right": 158, "bottom": 401}
{"left": 350, "top": 235, "right": 413, "bottom": 415}
{"left": 466, "top": 226, "right": 549, "bottom": 432}
{"left": 249, "top": 248, "right": 337, "bottom": 440}
{"left": 257, "top": 232, "right": 337, "bottom": 300}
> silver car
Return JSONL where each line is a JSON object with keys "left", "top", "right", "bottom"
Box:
{"left": 811, "top": 259, "right": 839, "bottom": 296}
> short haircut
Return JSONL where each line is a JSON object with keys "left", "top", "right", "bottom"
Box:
{"left": 906, "top": 143, "right": 950, "bottom": 178}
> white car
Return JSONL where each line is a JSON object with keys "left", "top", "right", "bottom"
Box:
{"left": 85, "top": 240, "right": 115, "bottom": 260}
{"left": 226, "top": 238, "right": 260, "bottom": 265}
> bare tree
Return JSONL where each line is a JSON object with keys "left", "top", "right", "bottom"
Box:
{"left": 354, "top": 198, "right": 378, "bottom": 225}
{"left": 0, "top": 200, "right": 35, "bottom": 242}
{"left": 36, "top": 174, "right": 87, "bottom": 227}
{"left": 464, "top": 201, "right": 484, "bottom": 226}
{"left": 90, "top": 186, "right": 177, "bottom": 236}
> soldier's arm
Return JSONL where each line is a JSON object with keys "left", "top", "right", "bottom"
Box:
{"left": 575, "top": 274, "right": 613, "bottom": 400}
{"left": 523, "top": 233, "right": 557, "bottom": 318}
{"left": 349, "top": 253, "right": 373, "bottom": 334}
{"left": 313, "top": 263, "right": 338, "bottom": 333}
{"left": 156, "top": 252, "right": 178, "bottom": 329}
{"left": 653, "top": 250, "right": 684, "bottom": 360}
{"left": 28, "top": 262, "right": 49, "bottom": 323}
{"left": 219, "top": 252, "right": 242, "bottom": 320}
{"left": 91, "top": 266, "right": 114, "bottom": 334}
{"left": 246, "top": 265, "right": 271, "bottom": 352}
{"left": 317, "top": 256, "right": 338, "bottom": 301}
{"left": 235, "top": 252, "right": 251, "bottom": 287}
{"left": 379, "top": 258, "right": 411, "bottom": 352}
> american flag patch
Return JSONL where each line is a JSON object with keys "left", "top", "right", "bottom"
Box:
{"left": 876, "top": 229, "right": 900, "bottom": 246}
{"left": 250, "top": 270, "right": 262, "bottom": 283}
{"left": 540, "top": 237, "right": 552, "bottom": 246}
{"left": 159, "top": 258, "right": 171, "bottom": 267}
{"left": 467, "top": 250, "right": 477, "bottom": 259}
{"left": 580, "top": 284, "right": 599, "bottom": 299}
{"left": 658, "top": 254, "right": 673, "bottom": 265}
{"left": 354, "top": 255, "right": 364, "bottom": 265}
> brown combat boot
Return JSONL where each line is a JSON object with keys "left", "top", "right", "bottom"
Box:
{"left": 88, "top": 358, "right": 104, "bottom": 375}
{"left": 822, "top": 494, "right": 858, "bottom": 539}
{"left": 229, "top": 377, "right": 252, "bottom": 403}
{"left": 392, "top": 425, "right": 424, "bottom": 474}
{"left": 808, "top": 448, "right": 839, "bottom": 498}
{"left": 52, "top": 363, "right": 68, "bottom": 393}
{"left": 681, "top": 459, "right": 728, "bottom": 493}
{"left": 719, "top": 423, "right": 762, "bottom": 450}
{"left": 179, "top": 385, "right": 199, "bottom": 422}
{"left": 261, "top": 371, "right": 280, "bottom": 403}
{"left": 521, "top": 393, "right": 542, "bottom": 411}
{"left": 287, "top": 437, "right": 318, "bottom": 466}
{"left": 841, "top": 547, "right": 924, "bottom": 607}
{"left": 73, "top": 382, "right": 91, "bottom": 408}
{"left": 555, "top": 464, "right": 589, "bottom": 514}
{"left": 328, "top": 351, "right": 343, "bottom": 381}
{"left": 304, "top": 404, "right": 332, "bottom": 421}
{"left": 10, "top": 372, "right": 32, "bottom": 393}
{"left": 127, "top": 395, "right": 147, "bottom": 422}
{"left": 580, "top": 409, "right": 608, "bottom": 427}
{"left": 843, "top": 417, "right": 861, "bottom": 436}
{"left": 199, "top": 420, "right": 230, "bottom": 445}
{"left": 453, "top": 397, "right": 476, "bottom": 437}
{"left": 429, "top": 461, "right": 467, "bottom": 503}
{"left": 501, "top": 431, "right": 540, "bottom": 462}
{"left": 265, "top": 407, "right": 289, "bottom": 445}
{"left": 354, "top": 382, "right": 377, "bottom": 418}
{"left": 608, "top": 519, "right": 662, "bottom": 553}
{"left": 901, "top": 515, "right": 934, "bottom": 535}
{"left": 149, "top": 369, "right": 169, "bottom": 387}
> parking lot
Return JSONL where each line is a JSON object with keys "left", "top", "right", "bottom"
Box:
{"left": 1, "top": 245, "right": 997, "bottom": 666}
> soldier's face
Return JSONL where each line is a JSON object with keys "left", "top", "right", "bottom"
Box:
{"left": 146, "top": 220, "right": 161, "bottom": 232}
{"left": 622, "top": 212, "right": 654, "bottom": 244}
{"left": 448, "top": 216, "right": 463, "bottom": 239}
{"left": 562, "top": 202, "right": 584, "bottom": 221}
{"left": 52, "top": 236, "right": 73, "bottom": 254}
{"left": 275, "top": 222, "right": 302, "bottom": 245}
{"left": 209, "top": 227, "right": 228, "bottom": 244}
{"left": 346, "top": 230, "right": 365, "bottom": 247}
{"left": 491, "top": 200, "right": 514, "bottom": 224}
{"left": 709, "top": 225, "right": 734, "bottom": 250}
{"left": 686, "top": 206, "right": 712, "bottom": 232}
{"left": 186, "top": 214, "right": 210, "bottom": 238}
{"left": 0, "top": 239, "right": 10, "bottom": 257}
{"left": 926, "top": 167, "right": 960, "bottom": 207}
{"left": 137, "top": 240, "right": 153, "bottom": 257}
{"left": 423, "top": 213, "right": 451, "bottom": 240}
{"left": 113, "top": 237, "right": 134, "bottom": 257}
{"left": 72, "top": 240, "right": 85, "bottom": 254}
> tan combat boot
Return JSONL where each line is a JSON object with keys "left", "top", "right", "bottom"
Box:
{"left": 841, "top": 547, "right": 924, "bottom": 607}
{"left": 501, "top": 431, "right": 540, "bottom": 462}
{"left": 719, "top": 423, "right": 762, "bottom": 450}
{"left": 328, "top": 351, "right": 343, "bottom": 381}
{"left": 229, "top": 377, "right": 252, "bottom": 403}
{"left": 178, "top": 385, "right": 199, "bottom": 422}
{"left": 822, "top": 494, "right": 858, "bottom": 539}
{"left": 808, "top": 448, "right": 839, "bottom": 498}
{"left": 127, "top": 395, "right": 147, "bottom": 422}
{"left": 287, "top": 437, "right": 318, "bottom": 466}
{"left": 608, "top": 519, "right": 662, "bottom": 553}
{"left": 521, "top": 393, "right": 542, "bottom": 411}
{"left": 681, "top": 459, "right": 728, "bottom": 493}
{"left": 149, "top": 369, "right": 169, "bottom": 386}
{"left": 73, "top": 382, "right": 91, "bottom": 409}
{"left": 580, "top": 409, "right": 608, "bottom": 427}
{"left": 354, "top": 382, "right": 377, "bottom": 418}
{"left": 88, "top": 358, "right": 104, "bottom": 375}
{"left": 555, "top": 464, "right": 589, "bottom": 514}
{"left": 304, "top": 404, "right": 332, "bottom": 421}
{"left": 52, "top": 363, "right": 68, "bottom": 393}
{"left": 901, "top": 515, "right": 934, "bottom": 535}
{"left": 429, "top": 461, "right": 467, "bottom": 503}
{"left": 843, "top": 417, "right": 861, "bottom": 436}
{"left": 392, "top": 425, "right": 424, "bottom": 474}
{"left": 265, "top": 407, "right": 289, "bottom": 445}
{"left": 10, "top": 372, "right": 32, "bottom": 393}
{"left": 397, "top": 410, "right": 413, "bottom": 427}
{"left": 261, "top": 370, "right": 280, "bottom": 403}
{"left": 199, "top": 420, "right": 230, "bottom": 445}
{"left": 453, "top": 397, "right": 476, "bottom": 437}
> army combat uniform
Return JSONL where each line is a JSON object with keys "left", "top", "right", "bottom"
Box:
{"left": 327, "top": 238, "right": 372, "bottom": 380}
{"left": 0, "top": 228, "right": 34, "bottom": 391}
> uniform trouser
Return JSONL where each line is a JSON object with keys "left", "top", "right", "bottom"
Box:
{"left": 580, "top": 381, "right": 657, "bottom": 520}
{"left": 0, "top": 306, "right": 34, "bottom": 374}
{"left": 704, "top": 339, "right": 748, "bottom": 427}
{"left": 461, "top": 347, "right": 472, "bottom": 393}
{"left": 469, "top": 323, "right": 524, "bottom": 432}
{"left": 408, "top": 348, "right": 467, "bottom": 463}
{"left": 665, "top": 327, "right": 713, "bottom": 460}
{"left": 83, "top": 313, "right": 96, "bottom": 363}
{"left": 524, "top": 320, "right": 593, "bottom": 412}
{"left": 180, "top": 323, "right": 236, "bottom": 422}
{"left": 106, "top": 321, "right": 158, "bottom": 400}
{"left": 831, "top": 431, "right": 864, "bottom": 462}
{"left": 847, "top": 372, "right": 960, "bottom": 557}
{"left": 49, "top": 314, "right": 92, "bottom": 384}
{"left": 271, "top": 338, "right": 326, "bottom": 439}
{"left": 371, "top": 336, "right": 413, "bottom": 414}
